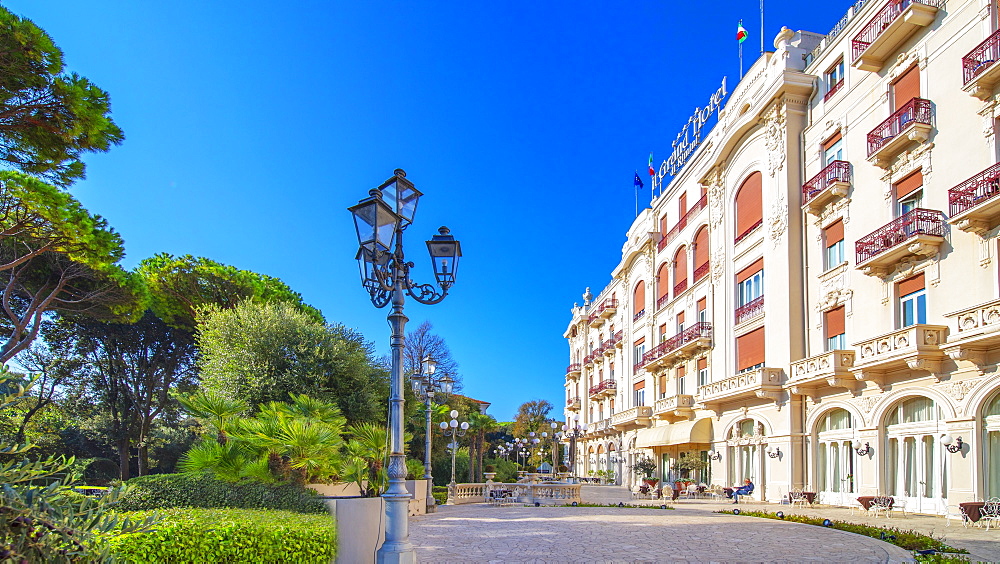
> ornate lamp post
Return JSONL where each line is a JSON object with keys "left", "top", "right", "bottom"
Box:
{"left": 348, "top": 169, "right": 462, "bottom": 564}
{"left": 563, "top": 414, "right": 585, "bottom": 482}
{"left": 439, "top": 410, "right": 469, "bottom": 504}
{"left": 409, "top": 355, "right": 454, "bottom": 514}
{"left": 545, "top": 421, "right": 563, "bottom": 475}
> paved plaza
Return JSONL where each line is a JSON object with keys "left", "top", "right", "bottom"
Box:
{"left": 407, "top": 486, "right": 1000, "bottom": 563}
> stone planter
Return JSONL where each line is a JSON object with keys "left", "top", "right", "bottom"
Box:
{"left": 484, "top": 472, "right": 496, "bottom": 482}
{"left": 322, "top": 496, "right": 385, "bottom": 564}
{"left": 307, "top": 482, "right": 362, "bottom": 497}
{"left": 405, "top": 479, "right": 429, "bottom": 516}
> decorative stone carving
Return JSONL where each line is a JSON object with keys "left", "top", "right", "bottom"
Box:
{"left": 711, "top": 248, "right": 726, "bottom": 283}
{"left": 768, "top": 191, "right": 788, "bottom": 248}
{"left": 936, "top": 378, "right": 981, "bottom": 402}
{"left": 880, "top": 142, "right": 933, "bottom": 186}
{"left": 706, "top": 168, "right": 726, "bottom": 228}
{"left": 764, "top": 101, "right": 787, "bottom": 177}
{"left": 854, "top": 395, "right": 880, "bottom": 413}
{"left": 946, "top": 347, "right": 987, "bottom": 374}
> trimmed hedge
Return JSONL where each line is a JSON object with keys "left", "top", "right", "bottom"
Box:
{"left": 115, "top": 473, "right": 327, "bottom": 514}
{"left": 108, "top": 508, "right": 336, "bottom": 563}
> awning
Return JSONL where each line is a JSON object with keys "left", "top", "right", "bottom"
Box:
{"left": 635, "top": 418, "right": 712, "bottom": 448}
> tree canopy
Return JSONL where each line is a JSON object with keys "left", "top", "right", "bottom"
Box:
{"left": 0, "top": 7, "right": 124, "bottom": 186}
{"left": 511, "top": 399, "right": 553, "bottom": 438}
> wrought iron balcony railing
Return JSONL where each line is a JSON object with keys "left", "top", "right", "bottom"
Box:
{"left": 642, "top": 322, "right": 713, "bottom": 366}
{"left": 673, "top": 279, "right": 688, "bottom": 296}
{"left": 867, "top": 98, "right": 932, "bottom": 158}
{"left": 948, "top": 162, "right": 1000, "bottom": 217}
{"left": 656, "top": 293, "right": 670, "bottom": 310}
{"left": 566, "top": 363, "right": 582, "bottom": 374}
{"left": 588, "top": 379, "right": 616, "bottom": 396}
{"left": 658, "top": 195, "right": 708, "bottom": 251}
{"left": 693, "top": 262, "right": 710, "bottom": 282}
{"left": 734, "top": 295, "right": 764, "bottom": 325}
{"left": 633, "top": 309, "right": 646, "bottom": 322}
{"left": 824, "top": 78, "right": 845, "bottom": 102}
{"left": 802, "top": 160, "right": 852, "bottom": 204}
{"left": 963, "top": 28, "right": 1000, "bottom": 85}
{"left": 855, "top": 208, "right": 945, "bottom": 264}
{"left": 735, "top": 219, "right": 763, "bottom": 244}
{"left": 852, "top": 0, "right": 938, "bottom": 62}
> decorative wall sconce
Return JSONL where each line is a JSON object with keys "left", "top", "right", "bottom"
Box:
{"left": 940, "top": 435, "right": 963, "bottom": 454}
{"left": 707, "top": 450, "right": 722, "bottom": 461}
{"left": 766, "top": 446, "right": 781, "bottom": 459}
{"left": 851, "top": 439, "right": 872, "bottom": 456}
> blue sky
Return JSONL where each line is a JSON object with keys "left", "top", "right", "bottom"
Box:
{"left": 6, "top": 1, "right": 850, "bottom": 421}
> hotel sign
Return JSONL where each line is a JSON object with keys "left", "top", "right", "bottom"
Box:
{"left": 653, "top": 78, "right": 727, "bottom": 194}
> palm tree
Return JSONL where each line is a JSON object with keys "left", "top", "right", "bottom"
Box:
{"left": 467, "top": 412, "right": 497, "bottom": 482}
{"left": 177, "top": 390, "right": 249, "bottom": 444}
{"left": 343, "top": 422, "right": 390, "bottom": 497}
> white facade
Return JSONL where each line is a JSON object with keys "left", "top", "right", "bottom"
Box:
{"left": 563, "top": 0, "right": 1000, "bottom": 513}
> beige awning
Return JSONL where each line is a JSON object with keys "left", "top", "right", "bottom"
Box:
{"left": 635, "top": 418, "right": 712, "bottom": 448}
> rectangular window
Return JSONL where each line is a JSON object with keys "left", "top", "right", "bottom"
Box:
{"left": 633, "top": 337, "right": 646, "bottom": 365}
{"left": 658, "top": 374, "right": 666, "bottom": 399}
{"left": 609, "top": 362, "right": 615, "bottom": 380}
{"left": 736, "top": 262, "right": 764, "bottom": 307}
{"left": 659, "top": 323, "right": 667, "bottom": 342}
{"left": 736, "top": 327, "right": 765, "bottom": 372}
{"left": 892, "top": 65, "right": 920, "bottom": 111}
{"left": 824, "top": 306, "right": 846, "bottom": 351}
{"left": 676, "top": 311, "right": 685, "bottom": 333}
{"left": 823, "top": 135, "right": 844, "bottom": 165}
{"left": 899, "top": 273, "right": 927, "bottom": 327}
{"left": 697, "top": 357, "right": 708, "bottom": 387}
{"left": 677, "top": 364, "right": 686, "bottom": 395}
{"left": 895, "top": 171, "right": 923, "bottom": 217}
{"left": 824, "top": 219, "right": 845, "bottom": 269}
{"left": 633, "top": 388, "right": 646, "bottom": 406}
{"left": 825, "top": 60, "right": 844, "bottom": 100}
{"left": 679, "top": 193, "right": 687, "bottom": 217}
{"left": 697, "top": 298, "right": 707, "bottom": 323}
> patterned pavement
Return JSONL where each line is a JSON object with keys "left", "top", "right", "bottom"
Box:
{"left": 408, "top": 486, "right": 918, "bottom": 563}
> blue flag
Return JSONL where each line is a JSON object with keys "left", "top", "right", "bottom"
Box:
{"left": 634, "top": 172, "right": 644, "bottom": 189}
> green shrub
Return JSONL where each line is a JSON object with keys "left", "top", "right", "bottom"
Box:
{"left": 116, "top": 473, "right": 327, "bottom": 514}
{"left": 432, "top": 491, "right": 447, "bottom": 505}
{"left": 108, "top": 508, "right": 336, "bottom": 563}
{"left": 83, "top": 457, "right": 120, "bottom": 485}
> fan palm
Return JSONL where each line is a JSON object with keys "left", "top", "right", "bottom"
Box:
{"left": 177, "top": 390, "right": 248, "bottom": 444}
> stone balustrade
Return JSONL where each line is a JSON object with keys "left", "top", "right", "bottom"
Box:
{"left": 852, "top": 324, "right": 947, "bottom": 383}
{"left": 698, "top": 367, "right": 784, "bottom": 407}
{"left": 611, "top": 405, "right": 653, "bottom": 429}
{"left": 788, "top": 350, "right": 856, "bottom": 395}
{"left": 482, "top": 482, "right": 582, "bottom": 505}
{"left": 653, "top": 394, "right": 695, "bottom": 419}
{"left": 450, "top": 483, "right": 487, "bottom": 505}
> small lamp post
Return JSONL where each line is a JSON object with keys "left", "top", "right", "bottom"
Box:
{"left": 409, "top": 356, "right": 454, "bottom": 514}
{"left": 349, "top": 169, "right": 462, "bottom": 564}
{"left": 563, "top": 415, "right": 585, "bottom": 482}
{"left": 440, "top": 410, "right": 469, "bottom": 504}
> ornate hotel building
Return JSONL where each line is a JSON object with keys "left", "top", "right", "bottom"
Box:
{"left": 563, "top": 0, "right": 1000, "bottom": 512}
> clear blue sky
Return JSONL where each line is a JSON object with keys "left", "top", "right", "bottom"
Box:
{"left": 6, "top": 1, "right": 850, "bottom": 421}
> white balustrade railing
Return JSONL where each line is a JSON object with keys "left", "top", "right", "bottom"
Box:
{"left": 476, "top": 482, "right": 583, "bottom": 505}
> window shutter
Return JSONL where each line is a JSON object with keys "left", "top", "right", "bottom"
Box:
{"left": 658, "top": 374, "right": 666, "bottom": 393}
{"left": 898, "top": 273, "right": 925, "bottom": 297}
{"left": 697, "top": 297, "right": 707, "bottom": 312}
{"left": 824, "top": 220, "right": 844, "bottom": 247}
{"left": 697, "top": 357, "right": 707, "bottom": 371}
{"left": 694, "top": 227, "right": 709, "bottom": 270}
{"left": 633, "top": 380, "right": 645, "bottom": 391}
{"left": 735, "top": 172, "right": 763, "bottom": 238}
{"left": 894, "top": 171, "right": 923, "bottom": 200}
{"left": 679, "top": 193, "right": 687, "bottom": 216}
{"left": 633, "top": 336, "right": 645, "bottom": 347}
{"left": 892, "top": 65, "right": 920, "bottom": 111}
{"left": 677, "top": 311, "right": 685, "bottom": 325}
{"left": 822, "top": 132, "right": 842, "bottom": 152}
{"left": 677, "top": 365, "right": 686, "bottom": 379}
{"left": 657, "top": 263, "right": 670, "bottom": 299}
{"left": 736, "top": 258, "right": 764, "bottom": 284}
{"left": 824, "top": 306, "right": 845, "bottom": 339}
{"left": 736, "top": 327, "right": 766, "bottom": 370}
{"left": 673, "top": 247, "right": 688, "bottom": 285}
{"left": 633, "top": 281, "right": 645, "bottom": 312}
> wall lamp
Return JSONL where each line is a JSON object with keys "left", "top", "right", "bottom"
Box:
{"left": 707, "top": 450, "right": 722, "bottom": 461}
{"left": 766, "top": 446, "right": 781, "bottom": 459}
{"left": 940, "top": 435, "right": 963, "bottom": 454}
{"left": 852, "top": 439, "right": 872, "bottom": 456}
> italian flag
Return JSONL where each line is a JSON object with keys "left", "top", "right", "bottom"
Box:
{"left": 648, "top": 153, "right": 655, "bottom": 177}
{"left": 736, "top": 22, "right": 748, "bottom": 43}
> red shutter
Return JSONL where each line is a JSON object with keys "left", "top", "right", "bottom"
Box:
{"left": 822, "top": 132, "right": 842, "bottom": 152}
{"left": 694, "top": 227, "right": 709, "bottom": 270}
{"left": 697, "top": 297, "right": 707, "bottom": 312}
{"left": 657, "top": 263, "right": 670, "bottom": 299}
{"left": 697, "top": 357, "right": 707, "bottom": 371}
{"left": 895, "top": 171, "right": 923, "bottom": 200}
{"left": 892, "top": 65, "right": 920, "bottom": 111}
{"left": 677, "top": 364, "right": 686, "bottom": 379}
{"left": 735, "top": 172, "right": 763, "bottom": 239}
{"left": 824, "top": 219, "right": 844, "bottom": 247}
{"left": 898, "top": 273, "right": 925, "bottom": 297}
{"left": 679, "top": 193, "right": 687, "bottom": 216}
{"left": 824, "top": 307, "right": 845, "bottom": 339}
{"left": 736, "top": 327, "right": 766, "bottom": 370}
{"left": 634, "top": 281, "right": 645, "bottom": 312}
{"left": 736, "top": 258, "right": 764, "bottom": 284}
{"left": 633, "top": 380, "right": 645, "bottom": 391}
{"left": 674, "top": 247, "right": 688, "bottom": 285}
{"left": 633, "top": 336, "right": 645, "bottom": 347}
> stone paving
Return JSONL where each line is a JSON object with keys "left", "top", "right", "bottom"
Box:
{"left": 408, "top": 486, "right": 924, "bottom": 563}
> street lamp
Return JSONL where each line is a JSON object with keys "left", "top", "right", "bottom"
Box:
{"left": 349, "top": 169, "right": 462, "bottom": 564}
{"left": 546, "top": 421, "right": 563, "bottom": 475}
{"left": 439, "top": 410, "right": 469, "bottom": 504}
{"left": 409, "top": 355, "right": 454, "bottom": 514}
{"left": 563, "top": 414, "right": 585, "bottom": 481}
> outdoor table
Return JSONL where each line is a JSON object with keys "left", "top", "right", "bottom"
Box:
{"left": 802, "top": 492, "right": 817, "bottom": 504}
{"left": 723, "top": 487, "right": 734, "bottom": 498}
{"left": 959, "top": 502, "right": 986, "bottom": 523}
{"left": 857, "top": 496, "right": 894, "bottom": 510}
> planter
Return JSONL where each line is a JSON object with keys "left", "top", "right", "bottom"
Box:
{"left": 405, "top": 479, "right": 429, "bottom": 516}
{"left": 307, "top": 482, "right": 362, "bottom": 497}
{"left": 483, "top": 472, "right": 496, "bottom": 482}
{"left": 322, "top": 496, "right": 385, "bottom": 564}
{"left": 642, "top": 479, "right": 660, "bottom": 487}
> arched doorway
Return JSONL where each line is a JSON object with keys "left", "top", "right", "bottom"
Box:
{"left": 883, "top": 396, "right": 947, "bottom": 514}
{"left": 596, "top": 444, "right": 605, "bottom": 482}
{"left": 607, "top": 443, "right": 619, "bottom": 484}
{"left": 814, "top": 408, "right": 858, "bottom": 505}
{"left": 983, "top": 392, "right": 1000, "bottom": 498}
{"left": 727, "top": 418, "right": 766, "bottom": 500}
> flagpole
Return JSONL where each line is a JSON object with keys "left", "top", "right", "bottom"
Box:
{"left": 635, "top": 181, "right": 638, "bottom": 217}
{"left": 760, "top": 0, "right": 765, "bottom": 55}
{"left": 739, "top": 41, "right": 743, "bottom": 80}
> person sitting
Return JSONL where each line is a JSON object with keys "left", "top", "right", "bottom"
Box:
{"left": 731, "top": 479, "right": 754, "bottom": 504}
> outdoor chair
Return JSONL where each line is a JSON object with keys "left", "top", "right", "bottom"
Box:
{"left": 789, "top": 489, "right": 810, "bottom": 508}
{"left": 847, "top": 497, "right": 865, "bottom": 516}
{"left": 945, "top": 505, "right": 971, "bottom": 528}
{"left": 980, "top": 497, "right": 1000, "bottom": 530}
{"left": 868, "top": 495, "right": 893, "bottom": 518}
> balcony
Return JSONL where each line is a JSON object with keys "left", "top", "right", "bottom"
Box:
{"left": 601, "top": 299, "right": 618, "bottom": 319}
{"left": 611, "top": 406, "right": 653, "bottom": 430}
{"left": 633, "top": 309, "right": 646, "bottom": 322}
{"left": 693, "top": 262, "right": 709, "bottom": 283}
{"left": 735, "top": 219, "right": 763, "bottom": 245}
{"left": 788, "top": 350, "right": 858, "bottom": 398}
{"left": 642, "top": 322, "right": 713, "bottom": 370}
{"left": 588, "top": 312, "right": 605, "bottom": 328}
{"left": 735, "top": 296, "right": 764, "bottom": 325}
{"left": 583, "top": 353, "right": 596, "bottom": 367}
{"left": 802, "top": 160, "right": 852, "bottom": 215}
{"left": 942, "top": 298, "right": 1000, "bottom": 371}
{"left": 588, "top": 379, "right": 616, "bottom": 399}
{"left": 854, "top": 208, "right": 945, "bottom": 277}
{"left": 867, "top": 98, "right": 932, "bottom": 167}
{"left": 586, "top": 418, "right": 614, "bottom": 436}
{"left": 566, "top": 363, "right": 582, "bottom": 380}
{"left": 852, "top": 0, "right": 939, "bottom": 72}
{"left": 962, "top": 29, "right": 1000, "bottom": 100}
{"left": 613, "top": 330, "right": 624, "bottom": 348}
{"left": 673, "top": 279, "right": 688, "bottom": 296}
{"left": 656, "top": 294, "right": 670, "bottom": 310}
{"left": 948, "top": 162, "right": 1000, "bottom": 235}
{"left": 566, "top": 396, "right": 581, "bottom": 411}
{"left": 697, "top": 367, "right": 784, "bottom": 414}
{"left": 824, "top": 78, "right": 844, "bottom": 102}
{"left": 658, "top": 195, "right": 708, "bottom": 252}
{"left": 852, "top": 324, "right": 947, "bottom": 387}
{"left": 653, "top": 394, "right": 695, "bottom": 420}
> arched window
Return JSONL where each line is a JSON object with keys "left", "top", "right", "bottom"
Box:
{"left": 656, "top": 263, "right": 670, "bottom": 308}
{"left": 673, "top": 246, "right": 688, "bottom": 296}
{"left": 633, "top": 281, "right": 645, "bottom": 318}
{"left": 814, "top": 409, "right": 856, "bottom": 497}
{"left": 735, "top": 172, "right": 763, "bottom": 242}
{"left": 884, "top": 396, "right": 946, "bottom": 505}
{"left": 727, "top": 418, "right": 766, "bottom": 496}
{"left": 983, "top": 394, "right": 1000, "bottom": 497}
{"left": 693, "top": 226, "right": 709, "bottom": 281}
